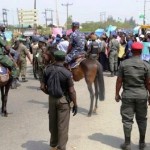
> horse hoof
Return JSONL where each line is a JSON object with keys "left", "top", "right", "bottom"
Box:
{"left": 4, "top": 111, "right": 8, "bottom": 117}
{"left": 88, "top": 113, "right": 92, "bottom": 117}
{"left": 93, "top": 108, "right": 97, "bottom": 113}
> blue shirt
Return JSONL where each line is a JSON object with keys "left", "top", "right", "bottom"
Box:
{"left": 70, "top": 30, "right": 85, "bottom": 51}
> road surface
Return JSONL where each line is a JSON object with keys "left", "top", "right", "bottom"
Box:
{"left": 0, "top": 65, "right": 150, "bottom": 150}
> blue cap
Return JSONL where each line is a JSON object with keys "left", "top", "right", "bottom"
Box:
{"left": 72, "top": 22, "right": 80, "bottom": 27}
{"left": 38, "top": 37, "right": 46, "bottom": 43}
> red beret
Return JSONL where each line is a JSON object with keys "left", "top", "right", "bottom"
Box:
{"left": 131, "top": 42, "right": 143, "bottom": 50}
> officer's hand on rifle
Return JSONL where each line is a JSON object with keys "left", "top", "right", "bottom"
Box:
{"left": 72, "top": 105, "right": 78, "bottom": 116}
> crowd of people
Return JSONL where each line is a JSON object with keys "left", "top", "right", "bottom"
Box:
{"left": 1, "top": 21, "right": 150, "bottom": 150}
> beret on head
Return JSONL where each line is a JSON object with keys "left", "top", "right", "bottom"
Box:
{"left": 54, "top": 50, "right": 66, "bottom": 61}
{"left": 131, "top": 42, "right": 143, "bottom": 51}
{"left": 72, "top": 22, "right": 80, "bottom": 27}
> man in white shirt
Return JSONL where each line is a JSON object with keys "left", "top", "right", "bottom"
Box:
{"left": 57, "top": 35, "right": 69, "bottom": 53}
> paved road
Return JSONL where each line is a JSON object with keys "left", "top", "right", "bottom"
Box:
{"left": 0, "top": 65, "right": 150, "bottom": 150}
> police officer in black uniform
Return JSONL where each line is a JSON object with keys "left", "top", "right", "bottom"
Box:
{"left": 41, "top": 50, "right": 77, "bottom": 150}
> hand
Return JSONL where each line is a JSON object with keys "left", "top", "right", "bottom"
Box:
{"left": 72, "top": 105, "right": 78, "bottom": 116}
{"left": 115, "top": 95, "right": 121, "bottom": 102}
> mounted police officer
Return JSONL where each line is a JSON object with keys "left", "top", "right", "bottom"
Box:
{"left": 66, "top": 22, "right": 86, "bottom": 64}
{"left": 41, "top": 50, "right": 77, "bottom": 150}
{"left": 0, "top": 24, "right": 17, "bottom": 80}
{"left": 115, "top": 42, "right": 150, "bottom": 150}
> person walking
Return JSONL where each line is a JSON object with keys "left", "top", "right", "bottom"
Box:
{"left": 109, "top": 33, "right": 119, "bottom": 76}
{"left": 41, "top": 50, "right": 77, "bottom": 150}
{"left": 115, "top": 42, "right": 150, "bottom": 150}
{"left": 17, "top": 38, "right": 32, "bottom": 82}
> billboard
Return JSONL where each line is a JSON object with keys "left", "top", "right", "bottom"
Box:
{"left": 18, "top": 9, "right": 38, "bottom": 27}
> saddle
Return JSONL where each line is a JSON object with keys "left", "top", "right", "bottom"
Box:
{"left": 0, "top": 64, "right": 10, "bottom": 84}
{"left": 70, "top": 54, "right": 86, "bottom": 69}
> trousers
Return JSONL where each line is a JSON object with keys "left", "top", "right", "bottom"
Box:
{"left": 109, "top": 51, "right": 118, "bottom": 72}
{"left": 49, "top": 96, "right": 70, "bottom": 150}
{"left": 121, "top": 98, "right": 147, "bottom": 138}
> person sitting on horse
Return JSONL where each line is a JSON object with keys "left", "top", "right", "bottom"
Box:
{"left": 65, "top": 22, "right": 86, "bottom": 65}
{"left": 0, "top": 24, "right": 17, "bottom": 80}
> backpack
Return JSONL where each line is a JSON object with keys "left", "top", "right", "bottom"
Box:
{"left": 46, "top": 65, "right": 64, "bottom": 98}
{"left": 90, "top": 41, "right": 100, "bottom": 54}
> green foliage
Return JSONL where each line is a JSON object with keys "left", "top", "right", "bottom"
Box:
{"left": 80, "top": 17, "right": 136, "bottom": 32}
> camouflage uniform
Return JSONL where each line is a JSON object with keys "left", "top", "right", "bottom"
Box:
{"left": 118, "top": 56, "right": 150, "bottom": 147}
{"left": 0, "top": 32, "right": 16, "bottom": 77}
{"left": 109, "top": 38, "right": 119, "bottom": 76}
{"left": 36, "top": 48, "right": 44, "bottom": 82}
{"left": 66, "top": 29, "right": 86, "bottom": 63}
{"left": 17, "top": 43, "right": 29, "bottom": 80}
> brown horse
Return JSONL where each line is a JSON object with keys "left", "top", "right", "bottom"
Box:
{"left": 0, "top": 65, "right": 12, "bottom": 117}
{"left": 43, "top": 47, "right": 105, "bottom": 116}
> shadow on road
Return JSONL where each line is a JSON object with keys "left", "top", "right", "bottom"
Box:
{"left": 28, "top": 99, "right": 48, "bottom": 109}
{"left": 26, "top": 85, "right": 40, "bottom": 90}
{"left": 22, "top": 140, "right": 49, "bottom": 150}
{"left": 88, "top": 133, "right": 136, "bottom": 149}
{"left": 78, "top": 107, "right": 89, "bottom": 116}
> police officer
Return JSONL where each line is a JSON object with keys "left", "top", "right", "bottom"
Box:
{"left": 66, "top": 22, "right": 86, "bottom": 64}
{"left": 36, "top": 37, "right": 47, "bottom": 85}
{"left": 115, "top": 42, "right": 150, "bottom": 150}
{"left": 87, "top": 34, "right": 101, "bottom": 60}
{"left": 109, "top": 33, "right": 119, "bottom": 77}
{"left": 0, "top": 24, "right": 17, "bottom": 79}
{"left": 41, "top": 50, "right": 77, "bottom": 150}
{"left": 17, "top": 38, "right": 32, "bottom": 82}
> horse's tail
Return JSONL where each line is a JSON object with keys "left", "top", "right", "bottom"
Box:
{"left": 97, "top": 62, "right": 105, "bottom": 101}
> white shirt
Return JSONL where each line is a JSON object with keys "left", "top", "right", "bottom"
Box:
{"left": 57, "top": 40, "right": 69, "bottom": 53}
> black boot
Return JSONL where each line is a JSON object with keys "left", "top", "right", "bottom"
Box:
{"left": 22, "top": 78, "right": 28, "bottom": 82}
{"left": 120, "top": 137, "right": 131, "bottom": 150}
{"left": 139, "top": 135, "right": 146, "bottom": 150}
{"left": 11, "top": 78, "right": 17, "bottom": 89}
{"left": 111, "top": 72, "right": 114, "bottom": 77}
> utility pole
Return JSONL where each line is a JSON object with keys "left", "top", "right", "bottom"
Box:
{"left": 62, "top": 3, "right": 73, "bottom": 29}
{"left": 34, "top": 0, "right": 37, "bottom": 29}
{"left": 143, "top": 0, "right": 150, "bottom": 24}
{"left": 2, "top": 9, "right": 9, "bottom": 26}
{"left": 43, "top": 9, "right": 54, "bottom": 27}
{"left": 55, "top": 0, "right": 59, "bottom": 26}
{"left": 34, "top": 0, "right": 36, "bottom": 9}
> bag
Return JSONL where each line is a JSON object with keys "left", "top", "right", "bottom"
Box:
{"left": 0, "top": 66, "right": 9, "bottom": 83}
{"left": 47, "top": 66, "right": 64, "bottom": 98}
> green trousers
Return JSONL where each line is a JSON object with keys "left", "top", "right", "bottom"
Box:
{"left": 121, "top": 98, "right": 147, "bottom": 138}
{"left": 109, "top": 51, "right": 118, "bottom": 72}
{"left": 19, "top": 59, "right": 27, "bottom": 79}
{"left": 49, "top": 96, "right": 70, "bottom": 150}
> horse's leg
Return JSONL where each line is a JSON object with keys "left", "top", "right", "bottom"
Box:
{"left": 1, "top": 87, "right": 5, "bottom": 114}
{"left": 3, "top": 82, "right": 11, "bottom": 117}
{"left": 86, "top": 79, "right": 94, "bottom": 117}
{"left": 93, "top": 77, "right": 98, "bottom": 113}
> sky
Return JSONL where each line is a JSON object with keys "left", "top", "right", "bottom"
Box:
{"left": 0, "top": 0, "right": 149, "bottom": 26}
